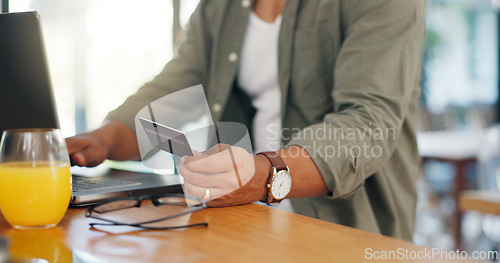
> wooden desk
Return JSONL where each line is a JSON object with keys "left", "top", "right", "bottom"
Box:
{"left": 460, "top": 190, "right": 500, "bottom": 216}
{"left": 0, "top": 203, "right": 478, "bottom": 262}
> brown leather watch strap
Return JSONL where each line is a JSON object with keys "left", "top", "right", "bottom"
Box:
{"left": 257, "top": 151, "right": 287, "bottom": 171}
{"left": 257, "top": 151, "right": 289, "bottom": 205}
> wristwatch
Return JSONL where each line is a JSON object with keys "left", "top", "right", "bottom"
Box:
{"left": 257, "top": 151, "right": 292, "bottom": 205}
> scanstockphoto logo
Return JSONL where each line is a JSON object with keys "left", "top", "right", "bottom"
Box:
{"left": 266, "top": 123, "right": 397, "bottom": 160}
{"left": 365, "top": 247, "right": 499, "bottom": 261}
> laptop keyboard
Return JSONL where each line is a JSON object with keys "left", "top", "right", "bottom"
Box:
{"left": 72, "top": 175, "right": 141, "bottom": 192}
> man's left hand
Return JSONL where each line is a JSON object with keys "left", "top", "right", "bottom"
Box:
{"left": 179, "top": 144, "right": 270, "bottom": 207}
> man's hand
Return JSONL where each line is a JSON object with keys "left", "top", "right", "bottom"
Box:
{"left": 65, "top": 120, "right": 140, "bottom": 167}
{"left": 66, "top": 131, "right": 110, "bottom": 167}
{"left": 180, "top": 144, "right": 271, "bottom": 207}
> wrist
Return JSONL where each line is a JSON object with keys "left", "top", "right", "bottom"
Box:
{"left": 254, "top": 154, "right": 273, "bottom": 201}
{"left": 89, "top": 121, "right": 123, "bottom": 161}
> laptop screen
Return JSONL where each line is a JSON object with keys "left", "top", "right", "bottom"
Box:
{"left": 0, "top": 11, "right": 59, "bottom": 136}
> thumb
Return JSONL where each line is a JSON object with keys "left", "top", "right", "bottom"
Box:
{"left": 70, "top": 152, "right": 87, "bottom": 166}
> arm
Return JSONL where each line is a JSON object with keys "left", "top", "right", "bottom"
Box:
{"left": 276, "top": 146, "right": 330, "bottom": 198}
{"left": 180, "top": 0, "right": 425, "bottom": 205}
{"left": 180, "top": 145, "right": 328, "bottom": 207}
{"left": 287, "top": 0, "right": 426, "bottom": 199}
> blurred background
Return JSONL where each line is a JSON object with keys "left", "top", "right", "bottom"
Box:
{"left": 1, "top": 0, "right": 500, "bottom": 258}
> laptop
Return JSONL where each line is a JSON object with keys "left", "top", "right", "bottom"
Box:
{"left": 0, "top": 11, "right": 182, "bottom": 207}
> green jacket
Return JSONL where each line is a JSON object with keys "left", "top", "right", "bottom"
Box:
{"left": 107, "top": 0, "right": 425, "bottom": 240}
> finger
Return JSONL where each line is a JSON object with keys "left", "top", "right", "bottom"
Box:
{"left": 71, "top": 143, "right": 106, "bottom": 167}
{"left": 179, "top": 166, "right": 241, "bottom": 189}
{"left": 183, "top": 181, "right": 227, "bottom": 201}
{"left": 183, "top": 181, "right": 218, "bottom": 201}
{"left": 66, "top": 136, "right": 96, "bottom": 166}
{"left": 178, "top": 165, "right": 220, "bottom": 188}
{"left": 65, "top": 136, "right": 90, "bottom": 155}
{"left": 81, "top": 148, "right": 106, "bottom": 167}
{"left": 182, "top": 144, "right": 232, "bottom": 163}
{"left": 181, "top": 148, "right": 218, "bottom": 163}
{"left": 182, "top": 149, "right": 234, "bottom": 174}
{"left": 202, "top": 143, "right": 231, "bottom": 155}
{"left": 70, "top": 152, "right": 86, "bottom": 167}
{"left": 183, "top": 181, "right": 205, "bottom": 198}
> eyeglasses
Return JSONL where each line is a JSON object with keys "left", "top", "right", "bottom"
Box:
{"left": 86, "top": 194, "right": 208, "bottom": 230}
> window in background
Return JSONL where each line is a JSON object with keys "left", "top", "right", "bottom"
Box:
{"left": 9, "top": 0, "right": 200, "bottom": 137}
{"left": 422, "top": 0, "right": 499, "bottom": 130}
{"left": 415, "top": 0, "right": 500, "bottom": 251}
{"left": 179, "top": 0, "right": 199, "bottom": 28}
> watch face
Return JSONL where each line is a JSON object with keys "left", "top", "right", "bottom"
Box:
{"left": 270, "top": 170, "right": 292, "bottom": 200}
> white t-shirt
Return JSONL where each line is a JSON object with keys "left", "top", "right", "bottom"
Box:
{"left": 238, "top": 12, "right": 282, "bottom": 153}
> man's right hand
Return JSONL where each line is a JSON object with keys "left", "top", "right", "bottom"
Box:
{"left": 65, "top": 120, "right": 140, "bottom": 167}
{"left": 66, "top": 131, "right": 110, "bottom": 167}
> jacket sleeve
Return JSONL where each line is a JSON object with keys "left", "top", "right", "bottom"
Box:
{"left": 105, "top": 0, "right": 212, "bottom": 132}
{"left": 287, "top": 0, "right": 426, "bottom": 198}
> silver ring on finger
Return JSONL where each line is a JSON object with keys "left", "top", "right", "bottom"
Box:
{"left": 203, "top": 188, "right": 210, "bottom": 202}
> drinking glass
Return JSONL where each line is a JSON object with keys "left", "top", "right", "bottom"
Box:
{"left": 0, "top": 129, "right": 72, "bottom": 229}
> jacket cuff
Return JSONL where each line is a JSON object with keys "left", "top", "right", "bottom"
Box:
{"left": 286, "top": 134, "right": 366, "bottom": 199}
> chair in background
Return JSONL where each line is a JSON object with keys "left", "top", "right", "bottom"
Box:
{"left": 460, "top": 125, "right": 500, "bottom": 249}
{"left": 417, "top": 105, "right": 491, "bottom": 249}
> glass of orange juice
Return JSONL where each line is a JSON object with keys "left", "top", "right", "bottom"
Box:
{"left": 0, "top": 129, "right": 72, "bottom": 229}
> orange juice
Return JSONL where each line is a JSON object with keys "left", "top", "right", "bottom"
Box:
{"left": 0, "top": 161, "right": 71, "bottom": 229}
